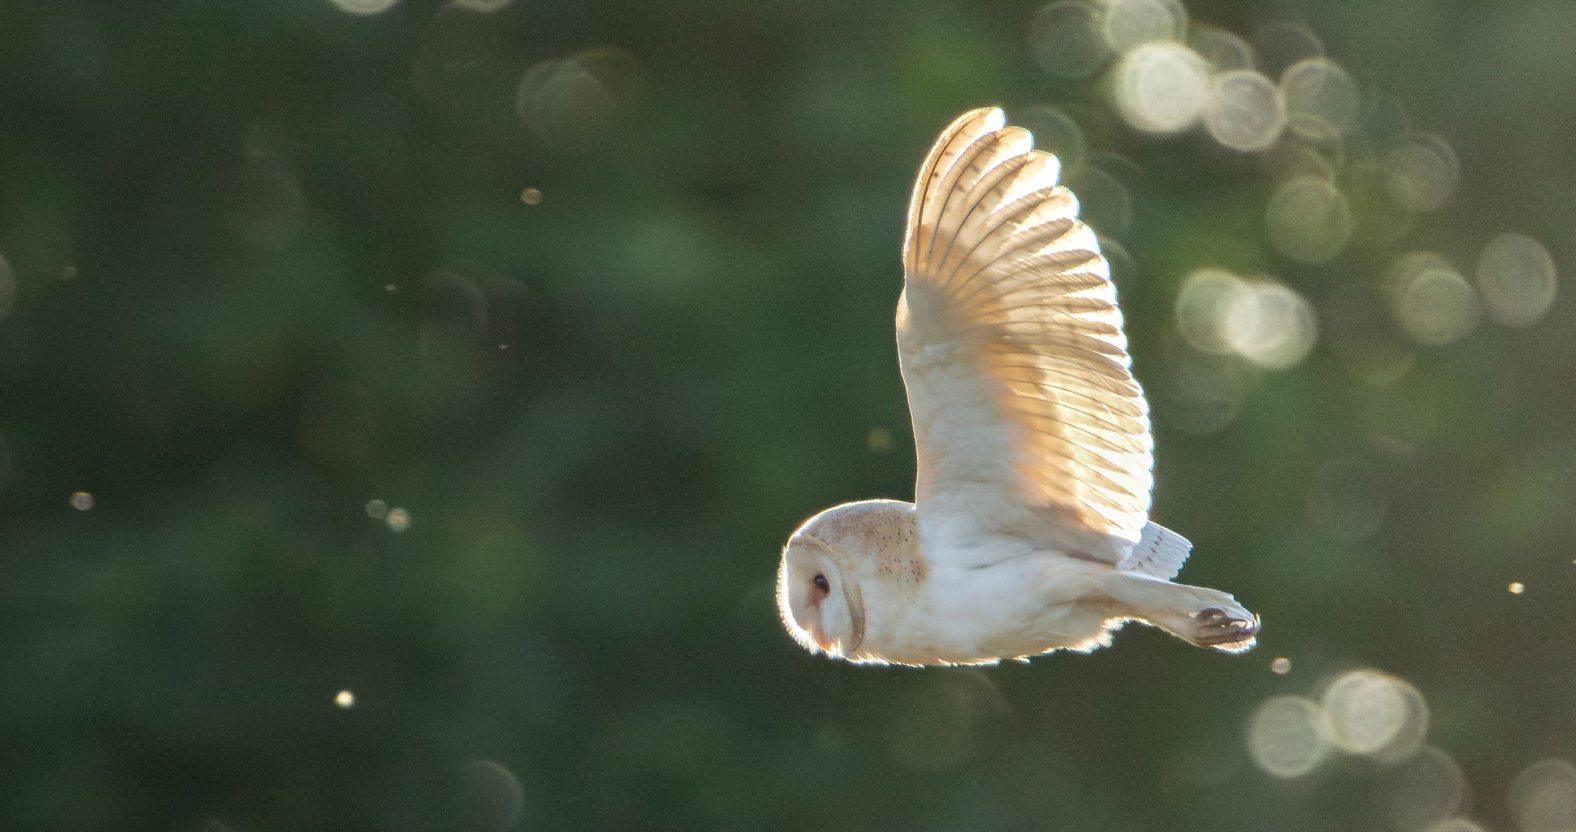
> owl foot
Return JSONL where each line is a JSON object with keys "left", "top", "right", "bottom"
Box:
{"left": 1102, "top": 573, "right": 1260, "bottom": 653}
{"left": 1190, "top": 607, "right": 1259, "bottom": 651}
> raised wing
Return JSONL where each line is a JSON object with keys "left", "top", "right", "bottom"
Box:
{"left": 898, "top": 108, "right": 1153, "bottom": 565}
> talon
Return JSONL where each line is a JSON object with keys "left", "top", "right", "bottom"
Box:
{"left": 1191, "top": 608, "right": 1260, "bottom": 649}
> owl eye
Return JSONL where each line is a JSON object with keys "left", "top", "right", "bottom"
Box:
{"left": 813, "top": 573, "right": 830, "bottom": 593}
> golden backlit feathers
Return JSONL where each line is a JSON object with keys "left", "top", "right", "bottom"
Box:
{"left": 898, "top": 107, "right": 1153, "bottom": 563}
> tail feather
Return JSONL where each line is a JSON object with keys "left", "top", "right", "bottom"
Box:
{"left": 1119, "top": 522, "right": 1192, "bottom": 580}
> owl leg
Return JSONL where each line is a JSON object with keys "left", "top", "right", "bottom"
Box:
{"left": 1099, "top": 571, "right": 1259, "bottom": 652}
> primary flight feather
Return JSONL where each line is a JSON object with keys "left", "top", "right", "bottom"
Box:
{"left": 777, "top": 107, "right": 1258, "bottom": 665}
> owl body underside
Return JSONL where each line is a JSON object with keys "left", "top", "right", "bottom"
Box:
{"left": 852, "top": 540, "right": 1122, "bottom": 666}
{"left": 797, "top": 500, "right": 1253, "bottom": 666}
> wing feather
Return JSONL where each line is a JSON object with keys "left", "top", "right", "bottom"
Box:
{"left": 1119, "top": 522, "right": 1194, "bottom": 580}
{"left": 898, "top": 108, "right": 1154, "bottom": 565}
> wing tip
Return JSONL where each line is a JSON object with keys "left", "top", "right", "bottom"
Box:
{"left": 953, "top": 108, "right": 1067, "bottom": 179}
{"left": 936, "top": 106, "right": 1005, "bottom": 140}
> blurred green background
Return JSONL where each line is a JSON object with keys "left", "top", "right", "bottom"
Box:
{"left": 1, "top": 1, "right": 1573, "bottom": 830}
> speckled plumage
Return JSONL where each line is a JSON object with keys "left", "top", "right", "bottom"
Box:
{"left": 776, "top": 109, "right": 1259, "bottom": 666}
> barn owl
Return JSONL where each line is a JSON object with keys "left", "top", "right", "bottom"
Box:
{"left": 777, "top": 108, "right": 1259, "bottom": 665}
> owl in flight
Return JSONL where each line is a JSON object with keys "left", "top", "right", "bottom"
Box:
{"left": 777, "top": 108, "right": 1259, "bottom": 665}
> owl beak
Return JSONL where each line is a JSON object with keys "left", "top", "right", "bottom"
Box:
{"left": 819, "top": 608, "right": 869, "bottom": 652}
{"left": 839, "top": 582, "right": 865, "bottom": 655}
{"left": 812, "top": 606, "right": 839, "bottom": 653}
{"left": 812, "top": 609, "right": 862, "bottom": 656}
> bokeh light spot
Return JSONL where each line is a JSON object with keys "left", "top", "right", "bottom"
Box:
{"left": 329, "top": 0, "right": 399, "bottom": 14}
{"left": 1177, "top": 269, "right": 1315, "bottom": 368}
{"left": 1511, "top": 758, "right": 1576, "bottom": 832}
{"left": 1281, "top": 57, "right": 1360, "bottom": 142}
{"left": 1101, "top": 0, "right": 1187, "bottom": 53}
{"left": 1248, "top": 695, "right": 1332, "bottom": 778}
{"left": 1475, "top": 233, "right": 1557, "bottom": 327}
{"left": 1224, "top": 280, "right": 1318, "bottom": 369}
{"left": 1389, "top": 253, "right": 1480, "bottom": 346}
{"left": 335, "top": 689, "right": 356, "bottom": 708}
{"left": 1271, "top": 657, "right": 1292, "bottom": 675}
{"left": 866, "top": 427, "right": 893, "bottom": 453}
{"left": 1100, "top": 235, "right": 1137, "bottom": 284}
{"left": 520, "top": 187, "right": 543, "bottom": 206}
{"left": 516, "top": 48, "right": 643, "bottom": 149}
{"left": 1320, "top": 669, "right": 1429, "bottom": 760}
{"left": 1030, "top": 1, "right": 1110, "bottom": 79}
{"left": 459, "top": 760, "right": 525, "bottom": 832}
{"left": 1425, "top": 821, "right": 1487, "bottom": 832}
{"left": 386, "top": 507, "right": 412, "bottom": 532}
{"left": 1382, "top": 746, "right": 1467, "bottom": 831}
{"left": 1253, "top": 21, "right": 1325, "bottom": 75}
{"left": 1069, "top": 166, "right": 1134, "bottom": 235}
{"left": 1205, "top": 69, "right": 1287, "bottom": 152}
{"left": 1263, "top": 139, "right": 1338, "bottom": 182}
{"left": 1016, "top": 104, "right": 1088, "bottom": 174}
{"left": 1112, "top": 41, "right": 1210, "bottom": 135}
{"left": 1176, "top": 268, "right": 1248, "bottom": 355}
{"left": 1266, "top": 176, "right": 1353, "bottom": 263}
{"left": 365, "top": 499, "right": 389, "bottom": 519}
{"left": 1189, "top": 24, "right": 1255, "bottom": 72}
{"left": 70, "top": 491, "right": 95, "bottom": 511}
{"left": 1508, "top": 581, "right": 1525, "bottom": 595}
{"left": 1385, "top": 133, "right": 1460, "bottom": 212}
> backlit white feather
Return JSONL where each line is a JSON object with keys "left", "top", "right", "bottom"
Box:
{"left": 898, "top": 107, "right": 1154, "bottom": 565}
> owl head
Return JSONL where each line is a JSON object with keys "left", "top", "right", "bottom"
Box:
{"left": 777, "top": 529, "right": 866, "bottom": 658}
